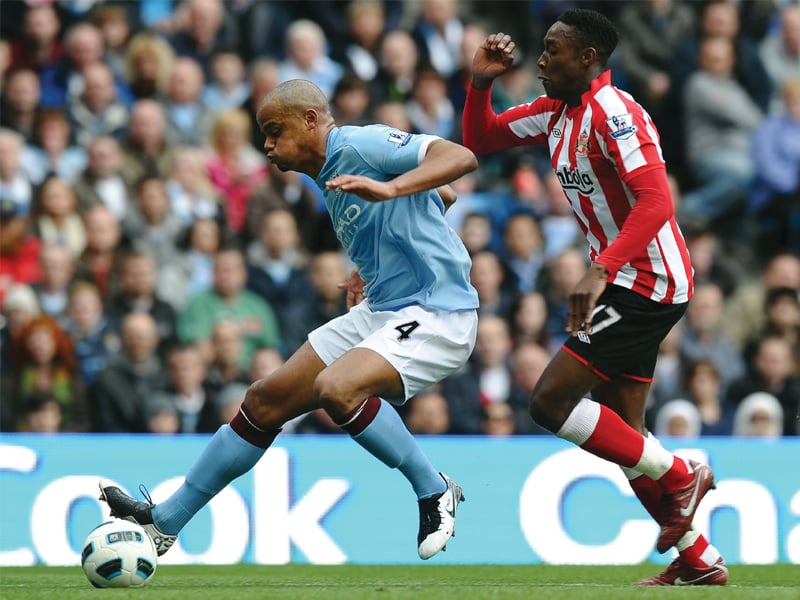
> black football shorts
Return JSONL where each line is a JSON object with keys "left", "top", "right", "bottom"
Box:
{"left": 562, "top": 284, "right": 687, "bottom": 382}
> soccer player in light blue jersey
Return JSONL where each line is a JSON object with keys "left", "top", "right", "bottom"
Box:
{"left": 101, "top": 79, "right": 480, "bottom": 561}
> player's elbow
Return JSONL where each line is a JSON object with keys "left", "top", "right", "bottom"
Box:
{"left": 456, "top": 147, "right": 479, "bottom": 174}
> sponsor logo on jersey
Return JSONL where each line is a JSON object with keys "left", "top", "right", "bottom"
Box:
{"left": 555, "top": 165, "right": 595, "bottom": 194}
{"left": 388, "top": 130, "right": 412, "bottom": 145}
{"left": 606, "top": 114, "right": 637, "bottom": 140}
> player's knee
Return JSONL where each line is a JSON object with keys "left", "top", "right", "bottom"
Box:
{"left": 528, "top": 388, "right": 566, "bottom": 433}
{"left": 312, "top": 371, "right": 351, "bottom": 419}
{"left": 242, "top": 379, "right": 283, "bottom": 428}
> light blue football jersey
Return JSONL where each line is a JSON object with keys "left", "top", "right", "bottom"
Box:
{"left": 315, "top": 125, "right": 478, "bottom": 312}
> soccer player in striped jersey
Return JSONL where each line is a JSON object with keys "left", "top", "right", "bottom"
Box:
{"left": 463, "top": 9, "right": 727, "bottom": 586}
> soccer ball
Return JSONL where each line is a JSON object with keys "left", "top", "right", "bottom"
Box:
{"left": 81, "top": 520, "right": 158, "bottom": 588}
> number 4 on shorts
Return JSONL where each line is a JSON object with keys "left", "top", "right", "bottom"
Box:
{"left": 395, "top": 321, "right": 419, "bottom": 340}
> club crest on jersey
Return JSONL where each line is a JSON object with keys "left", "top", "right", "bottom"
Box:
{"left": 387, "top": 130, "right": 412, "bottom": 145}
{"left": 607, "top": 114, "right": 637, "bottom": 140}
{"left": 575, "top": 130, "right": 590, "bottom": 156}
{"left": 555, "top": 165, "right": 595, "bottom": 194}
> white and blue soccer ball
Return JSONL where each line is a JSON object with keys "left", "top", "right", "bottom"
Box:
{"left": 81, "top": 520, "right": 158, "bottom": 588}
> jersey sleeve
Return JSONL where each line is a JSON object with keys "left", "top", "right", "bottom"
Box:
{"left": 462, "top": 85, "right": 553, "bottom": 154}
{"left": 597, "top": 98, "right": 665, "bottom": 182}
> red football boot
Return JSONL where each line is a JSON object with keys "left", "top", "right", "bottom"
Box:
{"left": 635, "top": 557, "right": 728, "bottom": 586}
{"left": 657, "top": 461, "right": 715, "bottom": 553}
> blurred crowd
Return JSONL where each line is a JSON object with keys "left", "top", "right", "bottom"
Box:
{"left": 0, "top": 0, "right": 798, "bottom": 438}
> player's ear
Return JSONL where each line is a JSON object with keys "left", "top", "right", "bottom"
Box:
{"left": 304, "top": 108, "right": 319, "bottom": 130}
{"left": 582, "top": 46, "right": 597, "bottom": 65}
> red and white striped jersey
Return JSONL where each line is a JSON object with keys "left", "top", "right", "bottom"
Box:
{"left": 463, "top": 70, "right": 693, "bottom": 304}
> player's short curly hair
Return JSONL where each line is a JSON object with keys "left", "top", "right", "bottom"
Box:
{"left": 557, "top": 9, "right": 619, "bottom": 66}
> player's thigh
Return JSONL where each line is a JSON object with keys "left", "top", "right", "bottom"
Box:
{"left": 315, "top": 346, "right": 405, "bottom": 406}
{"left": 246, "top": 341, "right": 326, "bottom": 423}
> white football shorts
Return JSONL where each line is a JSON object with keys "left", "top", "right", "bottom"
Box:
{"left": 308, "top": 301, "right": 478, "bottom": 404}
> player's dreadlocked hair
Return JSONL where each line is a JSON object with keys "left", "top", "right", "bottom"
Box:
{"left": 557, "top": 9, "right": 619, "bottom": 67}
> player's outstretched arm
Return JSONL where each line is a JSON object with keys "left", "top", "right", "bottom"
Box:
{"left": 326, "top": 139, "right": 477, "bottom": 202}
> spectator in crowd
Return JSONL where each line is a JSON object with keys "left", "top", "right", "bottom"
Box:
{"left": 145, "top": 396, "right": 181, "bottom": 434}
{"left": 0, "top": 283, "right": 37, "bottom": 426}
{"left": 501, "top": 212, "right": 546, "bottom": 295}
{"left": 74, "top": 204, "right": 121, "bottom": 300}
{"left": 278, "top": 19, "right": 345, "bottom": 98}
{"left": 242, "top": 57, "right": 280, "bottom": 151}
{"left": 203, "top": 49, "right": 249, "bottom": 112}
{"left": 405, "top": 63, "right": 458, "bottom": 140}
{"left": 749, "top": 79, "right": 800, "bottom": 258}
{"left": 470, "top": 249, "right": 514, "bottom": 318}
{"left": 336, "top": 0, "right": 387, "bottom": 86}
{"left": 681, "top": 359, "right": 735, "bottom": 436}
{"left": 67, "top": 61, "right": 129, "bottom": 147}
{"left": 376, "top": 29, "right": 420, "bottom": 103}
{"left": 91, "top": 4, "right": 132, "bottom": 81}
{"left": 178, "top": 246, "right": 282, "bottom": 365}
{"left": 22, "top": 109, "right": 87, "bottom": 186}
{"left": 279, "top": 250, "right": 349, "bottom": 356}
{"left": 164, "top": 146, "right": 225, "bottom": 229}
{"left": 0, "top": 128, "right": 33, "bottom": 218}
{"left": 63, "top": 281, "right": 120, "bottom": 385}
{"left": 149, "top": 343, "right": 220, "bottom": 434}
{"left": 411, "top": 0, "right": 465, "bottom": 79}
{"left": 246, "top": 208, "right": 312, "bottom": 324}
{"left": 331, "top": 73, "right": 373, "bottom": 126}
{"left": 681, "top": 219, "right": 740, "bottom": 298}
{"left": 245, "top": 161, "right": 332, "bottom": 253}
{"left": 163, "top": 57, "right": 216, "bottom": 147}
{"left": 506, "top": 342, "right": 554, "bottom": 435}
{"left": 742, "top": 286, "right": 800, "bottom": 368}
{"left": 106, "top": 250, "right": 178, "bottom": 354}
{"left": 123, "top": 32, "right": 175, "bottom": 101}
{"left": 9, "top": 314, "right": 88, "bottom": 432}
{"left": 122, "top": 176, "right": 184, "bottom": 268}
{"left": 165, "top": 0, "right": 240, "bottom": 79}
{"left": 404, "top": 389, "right": 451, "bottom": 435}
{"left": 90, "top": 312, "right": 168, "bottom": 432}
{"left": 732, "top": 391, "right": 784, "bottom": 438}
{"left": 507, "top": 291, "right": 553, "bottom": 353}
{"left": 7, "top": 3, "right": 63, "bottom": 74}
{"left": 32, "top": 242, "right": 76, "bottom": 321}
{"left": 204, "top": 108, "right": 268, "bottom": 234}
{"left": 456, "top": 210, "right": 492, "bottom": 255}
{"left": 39, "top": 22, "right": 132, "bottom": 109}
{"left": 646, "top": 326, "right": 684, "bottom": 425}
{"left": 122, "top": 99, "right": 175, "bottom": 182}
{"left": 681, "top": 35, "right": 763, "bottom": 226}
{"left": 537, "top": 247, "right": 589, "bottom": 347}
{"left": 32, "top": 176, "right": 86, "bottom": 259}
{"left": 249, "top": 345, "right": 284, "bottom": 383}
{"left": 442, "top": 314, "right": 515, "bottom": 434}
{"left": 20, "top": 390, "right": 63, "bottom": 433}
{"left": 157, "top": 217, "right": 221, "bottom": 311}
{"left": 727, "top": 335, "right": 800, "bottom": 436}
{"left": 0, "top": 214, "right": 41, "bottom": 315}
{"left": 73, "top": 135, "right": 133, "bottom": 221}
{"left": 722, "top": 251, "right": 800, "bottom": 350}
{"left": 679, "top": 282, "right": 746, "bottom": 397}
{"left": 1, "top": 68, "right": 41, "bottom": 143}
{"left": 616, "top": 0, "right": 695, "bottom": 163}
{"left": 482, "top": 400, "right": 517, "bottom": 436}
{"left": 759, "top": 3, "right": 800, "bottom": 113}
{"left": 654, "top": 398, "right": 702, "bottom": 438}
{"left": 205, "top": 319, "right": 252, "bottom": 393}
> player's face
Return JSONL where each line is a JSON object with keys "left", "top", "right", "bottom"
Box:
{"left": 536, "top": 22, "right": 589, "bottom": 105}
{"left": 256, "top": 100, "right": 308, "bottom": 173}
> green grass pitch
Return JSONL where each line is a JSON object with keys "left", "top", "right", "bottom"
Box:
{"left": 1, "top": 564, "right": 798, "bottom": 599}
